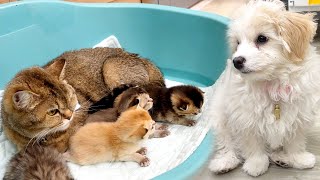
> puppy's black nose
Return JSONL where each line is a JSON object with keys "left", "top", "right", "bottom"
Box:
{"left": 233, "top": 56, "right": 246, "bottom": 70}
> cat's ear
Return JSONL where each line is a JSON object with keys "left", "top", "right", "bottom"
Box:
{"left": 45, "top": 58, "right": 66, "bottom": 80}
{"left": 12, "top": 91, "right": 39, "bottom": 110}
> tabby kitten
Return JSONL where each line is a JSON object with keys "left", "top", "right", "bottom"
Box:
{"left": 86, "top": 85, "right": 170, "bottom": 138}
{"left": 44, "top": 47, "right": 165, "bottom": 105}
{"left": 66, "top": 103, "right": 155, "bottom": 167}
{"left": 4, "top": 145, "right": 73, "bottom": 180}
{"left": 1, "top": 64, "right": 82, "bottom": 152}
{"left": 145, "top": 85, "right": 204, "bottom": 126}
{"left": 93, "top": 84, "right": 204, "bottom": 126}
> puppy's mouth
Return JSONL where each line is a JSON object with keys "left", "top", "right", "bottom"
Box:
{"left": 240, "top": 69, "right": 254, "bottom": 74}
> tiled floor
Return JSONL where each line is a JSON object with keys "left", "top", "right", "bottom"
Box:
{"left": 191, "top": 0, "right": 320, "bottom": 179}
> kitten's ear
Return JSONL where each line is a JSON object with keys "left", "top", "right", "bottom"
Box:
{"left": 13, "top": 91, "right": 39, "bottom": 110}
{"left": 45, "top": 58, "right": 66, "bottom": 79}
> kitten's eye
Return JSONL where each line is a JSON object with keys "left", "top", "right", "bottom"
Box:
{"left": 47, "top": 109, "right": 59, "bottom": 116}
{"left": 237, "top": 40, "right": 240, "bottom": 45}
{"left": 178, "top": 104, "right": 188, "bottom": 111}
{"left": 256, "top": 35, "right": 268, "bottom": 44}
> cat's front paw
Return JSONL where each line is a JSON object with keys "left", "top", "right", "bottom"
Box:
{"left": 156, "top": 123, "right": 169, "bottom": 130}
{"left": 137, "top": 94, "right": 153, "bottom": 110}
{"left": 158, "top": 130, "right": 170, "bottom": 137}
{"left": 139, "top": 157, "right": 150, "bottom": 167}
{"left": 151, "top": 130, "right": 170, "bottom": 138}
{"left": 185, "top": 119, "right": 196, "bottom": 126}
{"left": 136, "top": 147, "right": 147, "bottom": 155}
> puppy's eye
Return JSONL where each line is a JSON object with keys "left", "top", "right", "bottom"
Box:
{"left": 256, "top": 35, "right": 268, "bottom": 44}
{"left": 47, "top": 109, "right": 59, "bottom": 116}
{"left": 237, "top": 40, "right": 240, "bottom": 45}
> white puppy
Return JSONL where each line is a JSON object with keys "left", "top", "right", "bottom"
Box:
{"left": 209, "top": 0, "right": 320, "bottom": 177}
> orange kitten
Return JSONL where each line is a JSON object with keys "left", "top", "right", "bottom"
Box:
{"left": 66, "top": 105, "right": 155, "bottom": 166}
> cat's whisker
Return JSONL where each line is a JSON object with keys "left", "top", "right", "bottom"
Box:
{"left": 24, "top": 129, "right": 48, "bottom": 154}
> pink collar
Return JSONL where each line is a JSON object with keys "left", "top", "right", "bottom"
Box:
{"left": 266, "top": 82, "right": 293, "bottom": 102}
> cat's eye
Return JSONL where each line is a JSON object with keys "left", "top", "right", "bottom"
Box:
{"left": 179, "top": 104, "right": 188, "bottom": 111}
{"left": 47, "top": 109, "right": 59, "bottom": 116}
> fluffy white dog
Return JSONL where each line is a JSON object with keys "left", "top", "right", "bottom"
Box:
{"left": 209, "top": 0, "right": 320, "bottom": 177}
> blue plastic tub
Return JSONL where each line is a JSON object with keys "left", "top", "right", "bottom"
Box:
{"left": 0, "top": 1, "right": 229, "bottom": 179}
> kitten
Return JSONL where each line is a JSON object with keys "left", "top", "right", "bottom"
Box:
{"left": 86, "top": 85, "right": 170, "bottom": 138}
{"left": 145, "top": 85, "right": 204, "bottom": 126}
{"left": 1, "top": 66, "right": 82, "bottom": 152}
{"left": 4, "top": 145, "right": 73, "bottom": 180}
{"left": 44, "top": 47, "right": 165, "bottom": 105}
{"left": 92, "top": 85, "right": 204, "bottom": 126}
{"left": 66, "top": 103, "right": 155, "bottom": 166}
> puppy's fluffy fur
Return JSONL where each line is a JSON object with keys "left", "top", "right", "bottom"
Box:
{"left": 209, "top": 0, "right": 320, "bottom": 177}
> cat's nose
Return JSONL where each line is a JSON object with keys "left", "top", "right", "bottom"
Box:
{"left": 63, "top": 110, "right": 73, "bottom": 120}
{"left": 148, "top": 98, "right": 153, "bottom": 102}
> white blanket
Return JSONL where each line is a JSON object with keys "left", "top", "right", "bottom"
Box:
{"left": 0, "top": 36, "right": 218, "bottom": 179}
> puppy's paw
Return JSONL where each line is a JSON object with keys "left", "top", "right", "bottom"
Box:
{"left": 209, "top": 151, "right": 240, "bottom": 174}
{"left": 291, "top": 152, "right": 316, "bottom": 169}
{"left": 156, "top": 123, "right": 169, "bottom": 130}
{"left": 139, "top": 157, "right": 150, "bottom": 167}
{"left": 242, "top": 154, "right": 269, "bottom": 177}
{"left": 185, "top": 119, "right": 196, "bottom": 127}
{"left": 271, "top": 151, "right": 315, "bottom": 169}
{"left": 270, "top": 151, "right": 292, "bottom": 168}
{"left": 136, "top": 147, "right": 147, "bottom": 155}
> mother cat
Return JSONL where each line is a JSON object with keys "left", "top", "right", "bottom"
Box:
{"left": 1, "top": 47, "right": 165, "bottom": 152}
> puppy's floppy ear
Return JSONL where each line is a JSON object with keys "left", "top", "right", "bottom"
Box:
{"left": 278, "top": 12, "right": 317, "bottom": 62}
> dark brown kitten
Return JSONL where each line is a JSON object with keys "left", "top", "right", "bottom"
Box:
{"left": 4, "top": 145, "right": 73, "bottom": 180}
{"left": 145, "top": 85, "right": 204, "bottom": 126}
{"left": 90, "top": 85, "right": 204, "bottom": 126}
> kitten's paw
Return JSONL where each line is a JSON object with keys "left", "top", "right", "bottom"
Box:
{"left": 136, "top": 147, "right": 147, "bottom": 155}
{"left": 186, "top": 119, "right": 196, "bottom": 126}
{"left": 137, "top": 94, "right": 153, "bottom": 110}
{"left": 242, "top": 154, "right": 269, "bottom": 177}
{"left": 209, "top": 151, "right": 240, "bottom": 174}
{"left": 159, "top": 130, "right": 170, "bottom": 137}
{"left": 139, "top": 157, "right": 150, "bottom": 167}
{"left": 150, "top": 130, "right": 170, "bottom": 138}
{"left": 156, "top": 123, "right": 169, "bottom": 130}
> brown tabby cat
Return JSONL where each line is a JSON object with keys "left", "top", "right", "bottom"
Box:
{"left": 1, "top": 66, "right": 83, "bottom": 152}
{"left": 66, "top": 102, "right": 155, "bottom": 167}
{"left": 44, "top": 47, "right": 165, "bottom": 104}
{"left": 4, "top": 145, "right": 73, "bottom": 180}
{"left": 2, "top": 47, "right": 164, "bottom": 152}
